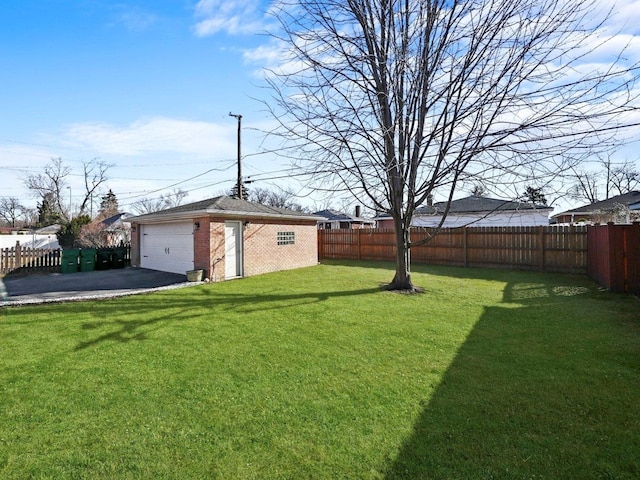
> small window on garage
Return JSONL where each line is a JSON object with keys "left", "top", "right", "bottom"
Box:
{"left": 277, "top": 231, "right": 295, "bottom": 245}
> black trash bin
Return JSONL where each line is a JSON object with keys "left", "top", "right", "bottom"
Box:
{"left": 96, "top": 248, "right": 113, "bottom": 270}
{"left": 111, "top": 247, "right": 126, "bottom": 269}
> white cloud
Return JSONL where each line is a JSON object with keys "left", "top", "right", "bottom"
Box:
{"left": 193, "top": 0, "right": 268, "bottom": 36}
{"left": 607, "top": 0, "right": 640, "bottom": 35}
{"left": 55, "top": 117, "right": 234, "bottom": 158}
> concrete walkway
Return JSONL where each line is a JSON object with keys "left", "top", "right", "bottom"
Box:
{"left": 1, "top": 267, "right": 194, "bottom": 306}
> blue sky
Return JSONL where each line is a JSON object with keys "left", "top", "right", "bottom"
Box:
{"left": 0, "top": 0, "right": 294, "bottom": 214}
{"left": 1, "top": 1, "right": 640, "bottom": 217}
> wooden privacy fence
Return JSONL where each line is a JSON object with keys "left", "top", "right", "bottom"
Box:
{"left": 318, "top": 226, "right": 588, "bottom": 274}
{"left": 587, "top": 223, "right": 640, "bottom": 295}
{"left": 0, "top": 243, "right": 61, "bottom": 274}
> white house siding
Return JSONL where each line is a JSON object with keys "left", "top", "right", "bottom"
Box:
{"left": 412, "top": 210, "right": 550, "bottom": 228}
{"left": 0, "top": 234, "right": 60, "bottom": 249}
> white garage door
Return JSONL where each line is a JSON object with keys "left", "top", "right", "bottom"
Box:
{"left": 140, "top": 222, "right": 194, "bottom": 274}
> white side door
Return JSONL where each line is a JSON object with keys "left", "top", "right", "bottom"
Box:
{"left": 140, "top": 222, "right": 194, "bottom": 274}
{"left": 224, "top": 221, "right": 242, "bottom": 279}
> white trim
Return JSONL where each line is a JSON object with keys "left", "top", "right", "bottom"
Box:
{"left": 224, "top": 221, "right": 243, "bottom": 279}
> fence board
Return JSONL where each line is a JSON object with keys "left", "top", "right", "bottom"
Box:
{"left": 0, "top": 245, "right": 61, "bottom": 274}
{"left": 318, "top": 226, "right": 588, "bottom": 274}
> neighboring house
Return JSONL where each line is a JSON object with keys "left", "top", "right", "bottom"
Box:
{"left": 0, "top": 225, "right": 60, "bottom": 249}
{"left": 314, "top": 207, "right": 375, "bottom": 230}
{"left": 375, "top": 195, "right": 552, "bottom": 228}
{"left": 129, "top": 195, "right": 321, "bottom": 281}
{"left": 35, "top": 224, "right": 61, "bottom": 236}
{"left": 101, "top": 212, "right": 132, "bottom": 246}
{"left": 552, "top": 191, "right": 640, "bottom": 224}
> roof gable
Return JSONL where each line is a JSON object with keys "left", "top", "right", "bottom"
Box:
{"left": 313, "top": 209, "right": 373, "bottom": 223}
{"left": 416, "top": 195, "right": 550, "bottom": 215}
{"left": 554, "top": 191, "right": 640, "bottom": 216}
{"left": 129, "top": 195, "right": 319, "bottom": 222}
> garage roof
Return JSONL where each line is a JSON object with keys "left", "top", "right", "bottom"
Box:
{"left": 129, "top": 195, "right": 322, "bottom": 223}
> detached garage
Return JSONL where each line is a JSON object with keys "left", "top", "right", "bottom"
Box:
{"left": 129, "top": 196, "right": 321, "bottom": 281}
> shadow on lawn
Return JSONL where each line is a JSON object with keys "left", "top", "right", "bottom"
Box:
{"left": 74, "top": 285, "right": 381, "bottom": 351}
{"left": 384, "top": 273, "right": 640, "bottom": 479}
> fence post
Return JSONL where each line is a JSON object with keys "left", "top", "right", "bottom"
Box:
{"left": 15, "top": 241, "right": 22, "bottom": 270}
{"left": 538, "top": 226, "right": 545, "bottom": 272}
{"left": 357, "top": 228, "right": 362, "bottom": 260}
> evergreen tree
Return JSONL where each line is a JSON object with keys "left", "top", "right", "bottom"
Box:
{"left": 99, "top": 189, "right": 118, "bottom": 218}
{"left": 36, "top": 193, "right": 63, "bottom": 227}
{"left": 522, "top": 186, "right": 548, "bottom": 206}
{"left": 57, "top": 215, "right": 92, "bottom": 248}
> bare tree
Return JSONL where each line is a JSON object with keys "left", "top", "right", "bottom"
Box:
{"left": 568, "top": 167, "right": 601, "bottom": 203}
{"left": 265, "top": 0, "right": 640, "bottom": 290}
{"left": 79, "top": 158, "right": 112, "bottom": 216}
{"left": 131, "top": 189, "right": 189, "bottom": 214}
{"left": 0, "top": 197, "right": 26, "bottom": 228}
{"left": 249, "top": 187, "right": 306, "bottom": 211}
{"left": 568, "top": 157, "right": 639, "bottom": 203}
{"left": 25, "top": 157, "right": 70, "bottom": 220}
{"left": 24, "top": 157, "right": 112, "bottom": 220}
{"left": 609, "top": 160, "right": 640, "bottom": 196}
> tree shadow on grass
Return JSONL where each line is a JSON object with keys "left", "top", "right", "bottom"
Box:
{"left": 322, "top": 258, "right": 593, "bottom": 287}
{"left": 74, "top": 285, "right": 381, "bottom": 351}
{"left": 384, "top": 274, "right": 640, "bottom": 479}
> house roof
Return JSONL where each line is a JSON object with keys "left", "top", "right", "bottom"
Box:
{"left": 313, "top": 209, "right": 374, "bottom": 223}
{"left": 415, "top": 195, "right": 551, "bottom": 215}
{"left": 34, "top": 224, "right": 61, "bottom": 234}
{"left": 129, "top": 195, "right": 320, "bottom": 223}
{"left": 552, "top": 191, "right": 640, "bottom": 218}
{"left": 101, "top": 212, "right": 131, "bottom": 230}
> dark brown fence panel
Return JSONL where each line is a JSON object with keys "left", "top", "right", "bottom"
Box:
{"left": 411, "top": 228, "right": 465, "bottom": 266}
{"left": 588, "top": 223, "right": 640, "bottom": 295}
{"left": 317, "top": 229, "right": 360, "bottom": 260}
{"left": 360, "top": 229, "right": 395, "bottom": 261}
{"left": 318, "top": 226, "right": 588, "bottom": 274}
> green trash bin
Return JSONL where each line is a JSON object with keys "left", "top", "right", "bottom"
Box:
{"left": 111, "top": 247, "right": 126, "bottom": 269}
{"left": 61, "top": 249, "right": 80, "bottom": 274}
{"left": 79, "top": 248, "right": 96, "bottom": 272}
{"left": 96, "top": 248, "right": 113, "bottom": 270}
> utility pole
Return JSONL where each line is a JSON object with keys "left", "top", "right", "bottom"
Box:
{"left": 229, "top": 112, "right": 243, "bottom": 199}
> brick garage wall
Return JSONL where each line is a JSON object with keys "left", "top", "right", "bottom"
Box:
{"left": 130, "top": 222, "right": 141, "bottom": 267}
{"left": 192, "top": 217, "right": 227, "bottom": 282}
{"left": 243, "top": 219, "right": 318, "bottom": 277}
{"left": 193, "top": 216, "right": 210, "bottom": 277}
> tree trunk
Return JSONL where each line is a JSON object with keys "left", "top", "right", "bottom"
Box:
{"left": 388, "top": 216, "right": 415, "bottom": 291}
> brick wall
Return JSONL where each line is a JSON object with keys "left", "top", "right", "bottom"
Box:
{"left": 241, "top": 220, "right": 318, "bottom": 277}
{"left": 193, "top": 216, "right": 211, "bottom": 277}
{"left": 130, "top": 222, "right": 141, "bottom": 267}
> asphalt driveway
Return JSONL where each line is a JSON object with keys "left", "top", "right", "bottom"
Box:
{"left": 1, "top": 268, "right": 191, "bottom": 305}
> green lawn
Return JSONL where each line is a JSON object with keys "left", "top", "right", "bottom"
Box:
{"left": 1, "top": 261, "right": 639, "bottom": 479}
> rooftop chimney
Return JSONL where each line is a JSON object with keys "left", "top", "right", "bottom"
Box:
{"left": 355, "top": 205, "right": 361, "bottom": 217}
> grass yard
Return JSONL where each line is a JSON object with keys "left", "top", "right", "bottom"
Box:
{"left": 1, "top": 260, "right": 639, "bottom": 479}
